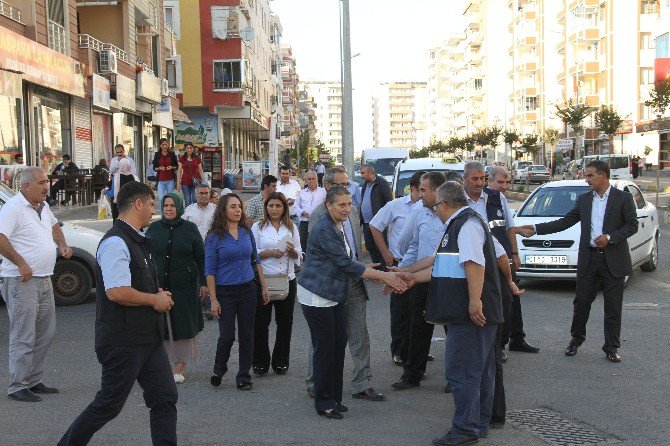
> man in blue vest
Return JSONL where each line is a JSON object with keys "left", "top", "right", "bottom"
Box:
{"left": 59, "top": 182, "right": 177, "bottom": 446}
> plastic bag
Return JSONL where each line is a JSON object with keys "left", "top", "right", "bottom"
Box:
{"left": 98, "top": 192, "right": 112, "bottom": 220}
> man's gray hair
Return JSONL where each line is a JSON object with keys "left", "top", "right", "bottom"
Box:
{"left": 304, "top": 170, "right": 317, "bottom": 179}
{"left": 436, "top": 181, "right": 468, "bottom": 208}
{"left": 196, "top": 182, "right": 211, "bottom": 189}
{"left": 20, "top": 167, "right": 44, "bottom": 187}
{"left": 489, "top": 166, "right": 509, "bottom": 179}
{"left": 323, "top": 166, "right": 347, "bottom": 186}
{"left": 360, "top": 164, "right": 376, "bottom": 174}
{"left": 325, "top": 184, "right": 350, "bottom": 205}
{"left": 464, "top": 161, "right": 485, "bottom": 178}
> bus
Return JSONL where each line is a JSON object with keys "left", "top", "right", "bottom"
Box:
{"left": 360, "top": 148, "right": 409, "bottom": 184}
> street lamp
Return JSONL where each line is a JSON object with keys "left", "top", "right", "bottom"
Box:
{"left": 339, "top": 0, "right": 355, "bottom": 176}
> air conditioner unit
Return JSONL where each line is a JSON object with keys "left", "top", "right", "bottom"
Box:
{"left": 99, "top": 50, "right": 118, "bottom": 75}
{"left": 160, "top": 78, "right": 170, "bottom": 96}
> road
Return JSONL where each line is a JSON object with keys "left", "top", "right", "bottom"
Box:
{"left": 1, "top": 211, "right": 669, "bottom": 445}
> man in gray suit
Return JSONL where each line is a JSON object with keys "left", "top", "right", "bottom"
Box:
{"left": 304, "top": 166, "right": 384, "bottom": 401}
{"left": 520, "top": 160, "right": 638, "bottom": 362}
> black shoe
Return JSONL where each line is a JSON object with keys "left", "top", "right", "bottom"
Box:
{"left": 317, "top": 409, "right": 343, "bottom": 420}
{"left": 352, "top": 388, "right": 385, "bottom": 401}
{"left": 8, "top": 389, "right": 41, "bottom": 402}
{"left": 490, "top": 418, "right": 505, "bottom": 429}
{"left": 274, "top": 366, "right": 288, "bottom": 375}
{"left": 509, "top": 340, "right": 540, "bottom": 353}
{"left": 210, "top": 374, "right": 222, "bottom": 387}
{"left": 432, "top": 430, "right": 479, "bottom": 445}
{"left": 307, "top": 387, "right": 315, "bottom": 398}
{"left": 605, "top": 352, "right": 622, "bottom": 363}
{"left": 253, "top": 367, "right": 268, "bottom": 376}
{"left": 500, "top": 349, "right": 508, "bottom": 363}
{"left": 29, "top": 383, "right": 59, "bottom": 394}
{"left": 427, "top": 354, "right": 435, "bottom": 362}
{"left": 392, "top": 355, "right": 404, "bottom": 366}
{"left": 237, "top": 381, "right": 253, "bottom": 391}
{"left": 444, "top": 383, "right": 452, "bottom": 393}
{"left": 565, "top": 342, "right": 579, "bottom": 356}
{"left": 336, "top": 402, "right": 348, "bottom": 412}
{"left": 391, "top": 377, "right": 419, "bottom": 390}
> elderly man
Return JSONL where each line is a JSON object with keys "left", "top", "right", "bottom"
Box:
{"left": 109, "top": 144, "right": 137, "bottom": 177}
{"left": 276, "top": 165, "right": 302, "bottom": 227}
{"left": 305, "top": 166, "right": 385, "bottom": 402}
{"left": 0, "top": 167, "right": 73, "bottom": 402}
{"left": 183, "top": 183, "right": 217, "bottom": 240}
{"left": 294, "top": 171, "right": 326, "bottom": 254}
{"left": 398, "top": 181, "right": 505, "bottom": 445}
{"left": 359, "top": 164, "right": 393, "bottom": 267}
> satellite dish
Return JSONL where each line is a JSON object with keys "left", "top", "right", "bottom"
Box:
{"left": 240, "top": 27, "right": 254, "bottom": 44}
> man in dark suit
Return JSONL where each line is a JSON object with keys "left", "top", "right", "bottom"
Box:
{"left": 520, "top": 160, "right": 638, "bottom": 362}
{"left": 359, "top": 164, "right": 392, "bottom": 267}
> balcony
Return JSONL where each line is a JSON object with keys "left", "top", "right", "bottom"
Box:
{"left": 48, "top": 20, "right": 67, "bottom": 54}
{"left": 213, "top": 81, "right": 244, "bottom": 91}
{"left": 568, "top": 27, "right": 599, "bottom": 43}
{"left": 516, "top": 36, "right": 537, "bottom": 47}
{"left": 0, "top": 0, "right": 22, "bottom": 22}
{"left": 570, "top": 61, "right": 600, "bottom": 77}
{"left": 514, "top": 60, "right": 537, "bottom": 72}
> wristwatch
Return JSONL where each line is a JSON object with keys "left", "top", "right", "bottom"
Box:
{"left": 605, "top": 234, "right": 611, "bottom": 242}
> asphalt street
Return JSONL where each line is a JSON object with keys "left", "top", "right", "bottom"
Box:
{"left": 1, "top": 209, "right": 669, "bottom": 445}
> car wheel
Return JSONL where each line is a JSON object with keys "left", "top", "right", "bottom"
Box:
{"left": 640, "top": 236, "right": 658, "bottom": 272}
{"left": 52, "top": 259, "right": 93, "bottom": 306}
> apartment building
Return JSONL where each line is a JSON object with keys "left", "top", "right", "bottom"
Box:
{"left": 0, "top": 0, "right": 178, "bottom": 176}
{"left": 280, "top": 43, "right": 299, "bottom": 155}
{"left": 646, "top": 0, "right": 670, "bottom": 167}
{"left": 372, "top": 82, "right": 428, "bottom": 151}
{"left": 301, "top": 80, "right": 343, "bottom": 161}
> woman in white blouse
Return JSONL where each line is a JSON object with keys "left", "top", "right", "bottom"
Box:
{"left": 251, "top": 192, "right": 302, "bottom": 376}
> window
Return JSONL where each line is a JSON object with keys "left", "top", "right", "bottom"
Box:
{"left": 640, "top": 32, "right": 654, "bottom": 50}
{"left": 640, "top": 67, "right": 654, "bottom": 85}
{"left": 656, "top": 33, "right": 669, "bottom": 58}
{"left": 474, "top": 78, "right": 483, "bottom": 90}
{"left": 641, "top": 0, "right": 658, "bottom": 14}
{"left": 639, "top": 103, "right": 652, "bottom": 121}
{"left": 164, "top": 1, "right": 180, "bottom": 38}
{"left": 166, "top": 60, "right": 177, "bottom": 88}
{"left": 213, "top": 60, "right": 243, "bottom": 90}
{"left": 524, "top": 96, "right": 538, "bottom": 111}
{"left": 625, "top": 185, "right": 646, "bottom": 210}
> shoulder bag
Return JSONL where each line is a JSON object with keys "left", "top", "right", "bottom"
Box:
{"left": 249, "top": 228, "right": 289, "bottom": 301}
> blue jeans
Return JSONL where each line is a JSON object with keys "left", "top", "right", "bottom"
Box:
{"left": 181, "top": 184, "right": 196, "bottom": 207}
{"left": 157, "top": 180, "right": 175, "bottom": 204}
{"left": 444, "top": 323, "right": 497, "bottom": 437}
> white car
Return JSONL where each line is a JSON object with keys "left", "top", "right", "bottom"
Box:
{"left": 513, "top": 180, "right": 659, "bottom": 283}
{"left": 0, "top": 182, "right": 103, "bottom": 306}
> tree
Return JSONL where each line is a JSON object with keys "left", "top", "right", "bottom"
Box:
{"left": 644, "top": 81, "right": 670, "bottom": 199}
{"left": 544, "top": 128, "right": 560, "bottom": 174}
{"left": 410, "top": 146, "right": 432, "bottom": 158}
{"left": 520, "top": 134, "right": 540, "bottom": 157}
{"left": 554, "top": 99, "right": 594, "bottom": 159}
{"left": 502, "top": 130, "right": 519, "bottom": 163}
{"left": 594, "top": 105, "right": 624, "bottom": 155}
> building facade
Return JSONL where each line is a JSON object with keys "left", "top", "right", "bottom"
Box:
{"left": 301, "top": 80, "right": 343, "bottom": 162}
{"left": 372, "top": 81, "right": 429, "bottom": 151}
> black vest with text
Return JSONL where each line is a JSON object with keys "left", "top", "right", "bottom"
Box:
{"left": 94, "top": 220, "right": 163, "bottom": 346}
{"left": 484, "top": 187, "right": 513, "bottom": 257}
{"left": 428, "top": 207, "right": 503, "bottom": 325}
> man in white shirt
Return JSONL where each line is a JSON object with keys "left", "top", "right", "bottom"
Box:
{"left": 109, "top": 144, "right": 137, "bottom": 177}
{"left": 183, "top": 183, "right": 217, "bottom": 240}
{"left": 293, "top": 171, "right": 326, "bottom": 253}
{"left": 315, "top": 161, "right": 326, "bottom": 186}
{"left": 0, "top": 167, "right": 73, "bottom": 403}
{"left": 276, "top": 165, "right": 302, "bottom": 227}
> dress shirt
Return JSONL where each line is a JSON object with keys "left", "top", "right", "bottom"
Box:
{"left": 398, "top": 207, "right": 446, "bottom": 268}
{"left": 96, "top": 219, "right": 146, "bottom": 290}
{"left": 297, "top": 284, "right": 336, "bottom": 307}
{"left": 590, "top": 186, "right": 611, "bottom": 247}
{"left": 0, "top": 193, "right": 58, "bottom": 277}
{"left": 396, "top": 201, "right": 427, "bottom": 257}
{"left": 360, "top": 181, "right": 374, "bottom": 223}
{"left": 442, "top": 207, "right": 488, "bottom": 266}
{"left": 342, "top": 219, "right": 358, "bottom": 259}
{"left": 204, "top": 228, "right": 260, "bottom": 286}
{"left": 294, "top": 187, "right": 326, "bottom": 222}
{"left": 316, "top": 164, "right": 326, "bottom": 174}
{"left": 276, "top": 179, "right": 302, "bottom": 216}
{"left": 110, "top": 156, "right": 137, "bottom": 176}
{"left": 251, "top": 221, "right": 301, "bottom": 280}
{"left": 466, "top": 191, "right": 510, "bottom": 258}
{"left": 183, "top": 202, "right": 217, "bottom": 240}
{"left": 369, "top": 195, "right": 416, "bottom": 259}
{"left": 348, "top": 180, "right": 362, "bottom": 207}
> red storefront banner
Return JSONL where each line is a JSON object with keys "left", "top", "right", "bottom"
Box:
{"left": 654, "top": 58, "right": 670, "bottom": 83}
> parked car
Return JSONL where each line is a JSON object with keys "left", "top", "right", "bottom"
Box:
{"left": 513, "top": 179, "right": 659, "bottom": 284}
{"left": 392, "top": 157, "right": 465, "bottom": 198}
{"left": 562, "top": 159, "right": 582, "bottom": 180}
{"left": 0, "top": 182, "right": 103, "bottom": 306}
{"left": 582, "top": 154, "right": 632, "bottom": 180}
{"left": 511, "top": 160, "right": 533, "bottom": 182}
{"left": 516, "top": 165, "right": 551, "bottom": 184}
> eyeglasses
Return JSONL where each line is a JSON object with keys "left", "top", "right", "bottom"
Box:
{"left": 197, "top": 192, "right": 210, "bottom": 195}
{"left": 433, "top": 200, "right": 445, "bottom": 210}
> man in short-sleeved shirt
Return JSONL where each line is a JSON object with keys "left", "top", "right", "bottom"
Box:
{"left": 246, "top": 174, "right": 277, "bottom": 225}
{"left": 0, "top": 167, "right": 72, "bottom": 402}
{"left": 183, "top": 183, "right": 217, "bottom": 240}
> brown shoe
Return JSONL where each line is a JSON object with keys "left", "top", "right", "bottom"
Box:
{"left": 352, "top": 388, "right": 385, "bottom": 401}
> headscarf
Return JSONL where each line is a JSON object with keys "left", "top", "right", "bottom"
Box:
{"left": 161, "top": 191, "right": 185, "bottom": 227}
{"left": 113, "top": 158, "right": 139, "bottom": 202}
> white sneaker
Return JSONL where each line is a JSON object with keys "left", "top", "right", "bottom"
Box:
{"left": 173, "top": 373, "right": 185, "bottom": 384}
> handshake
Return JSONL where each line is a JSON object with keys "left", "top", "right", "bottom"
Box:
{"left": 515, "top": 225, "right": 536, "bottom": 238}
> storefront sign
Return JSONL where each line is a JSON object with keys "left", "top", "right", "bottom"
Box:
{"left": 0, "top": 69, "right": 22, "bottom": 98}
{"left": 555, "top": 138, "right": 573, "bottom": 151}
{"left": 654, "top": 58, "right": 670, "bottom": 83}
{"left": 92, "top": 73, "right": 110, "bottom": 110}
{"left": 175, "top": 116, "right": 220, "bottom": 148}
{"left": 0, "top": 26, "right": 86, "bottom": 97}
{"left": 114, "top": 75, "right": 136, "bottom": 111}
{"left": 636, "top": 119, "right": 670, "bottom": 133}
{"left": 242, "top": 161, "right": 262, "bottom": 189}
{"left": 136, "top": 71, "right": 161, "bottom": 103}
{"left": 615, "top": 120, "right": 633, "bottom": 135}
{"left": 152, "top": 97, "right": 173, "bottom": 129}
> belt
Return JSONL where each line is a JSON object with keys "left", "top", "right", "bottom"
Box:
{"left": 589, "top": 246, "right": 604, "bottom": 254}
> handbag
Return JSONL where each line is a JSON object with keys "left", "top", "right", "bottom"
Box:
{"left": 188, "top": 162, "right": 203, "bottom": 187}
{"left": 248, "top": 228, "right": 290, "bottom": 301}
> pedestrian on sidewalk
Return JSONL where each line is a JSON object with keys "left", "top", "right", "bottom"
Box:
{"left": 177, "top": 143, "right": 205, "bottom": 207}
{"left": 276, "top": 165, "right": 302, "bottom": 227}
{"left": 152, "top": 138, "right": 178, "bottom": 205}
{"left": 245, "top": 174, "right": 277, "bottom": 226}
{"left": 112, "top": 158, "right": 139, "bottom": 221}
{"left": 0, "top": 167, "right": 72, "bottom": 403}
{"left": 58, "top": 182, "right": 177, "bottom": 445}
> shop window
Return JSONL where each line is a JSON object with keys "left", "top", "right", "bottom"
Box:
{"left": 32, "top": 87, "right": 70, "bottom": 173}
{"left": 0, "top": 96, "right": 24, "bottom": 165}
{"left": 213, "top": 60, "right": 243, "bottom": 90}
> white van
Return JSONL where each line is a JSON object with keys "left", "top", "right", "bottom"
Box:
{"left": 582, "top": 154, "right": 632, "bottom": 180}
{"left": 392, "top": 158, "right": 465, "bottom": 197}
{"left": 361, "top": 148, "right": 409, "bottom": 184}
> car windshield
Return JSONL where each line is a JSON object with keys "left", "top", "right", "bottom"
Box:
{"left": 517, "top": 186, "right": 590, "bottom": 217}
{"left": 395, "top": 169, "right": 463, "bottom": 197}
{"left": 516, "top": 162, "right": 531, "bottom": 169}
{"left": 529, "top": 166, "right": 548, "bottom": 172}
{"left": 604, "top": 156, "right": 629, "bottom": 169}
{"left": 365, "top": 158, "right": 404, "bottom": 177}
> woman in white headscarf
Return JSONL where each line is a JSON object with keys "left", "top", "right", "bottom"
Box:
{"left": 111, "top": 157, "right": 139, "bottom": 221}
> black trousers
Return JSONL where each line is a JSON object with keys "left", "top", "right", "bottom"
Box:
{"left": 50, "top": 180, "right": 76, "bottom": 204}
{"left": 253, "top": 278, "right": 297, "bottom": 372}
{"left": 58, "top": 342, "right": 177, "bottom": 446}
{"left": 403, "top": 283, "right": 434, "bottom": 383}
{"left": 572, "top": 251, "right": 625, "bottom": 353}
{"left": 317, "top": 173, "right": 324, "bottom": 187}
{"left": 302, "top": 302, "right": 348, "bottom": 412}
{"left": 500, "top": 271, "right": 526, "bottom": 348}
{"left": 390, "top": 289, "right": 411, "bottom": 361}
{"left": 299, "top": 221, "right": 310, "bottom": 255}
{"left": 213, "top": 281, "right": 257, "bottom": 384}
{"left": 492, "top": 273, "right": 513, "bottom": 423}
{"left": 362, "top": 223, "right": 386, "bottom": 268}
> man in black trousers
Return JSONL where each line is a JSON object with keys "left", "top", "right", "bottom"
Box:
{"left": 520, "top": 160, "right": 638, "bottom": 362}
{"left": 59, "top": 182, "right": 177, "bottom": 445}
{"left": 359, "top": 164, "right": 392, "bottom": 267}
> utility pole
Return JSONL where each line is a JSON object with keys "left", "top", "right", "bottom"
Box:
{"left": 340, "top": 0, "right": 355, "bottom": 175}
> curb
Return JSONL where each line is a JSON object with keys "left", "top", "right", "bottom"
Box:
{"left": 642, "top": 185, "right": 670, "bottom": 193}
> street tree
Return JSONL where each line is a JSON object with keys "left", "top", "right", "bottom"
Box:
{"left": 554, "top": 99, "right": 594, "bottom": 159}
{"left": 644, "top": 80, "right": 670, "bottom": 204}
{"left": 594, "top": 105, "right": 625, "bottom": 155}
{"left": 503, "top": 130, "right": 519, "bottom": 163}
{"left": 544, "top": 128, "right": 560, "bottom": 176}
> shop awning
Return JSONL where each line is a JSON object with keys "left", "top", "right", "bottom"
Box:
{"left": 173, "top": 108, "right": 193, "bottom": 124}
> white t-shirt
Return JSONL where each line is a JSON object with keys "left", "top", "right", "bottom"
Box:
{"left": 0, "top": 193, "right": 58, "bottom": 277}
{"left": 183, "top": 202, "right": 217, "bottom": 240}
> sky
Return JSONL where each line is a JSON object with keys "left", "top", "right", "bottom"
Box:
{"left": 271, "top": 0, "right": 465, "bottom": 153}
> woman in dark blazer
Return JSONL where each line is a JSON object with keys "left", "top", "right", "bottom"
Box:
{"left": 146, "top": 192, "right": 206, "bottom": 383}
{"left": 298, "top": 185, "right": 406, "bottom": 419}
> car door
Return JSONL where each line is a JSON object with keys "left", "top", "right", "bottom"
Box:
{"left": 622, "top": 184, "right": 650, "bottom": 264}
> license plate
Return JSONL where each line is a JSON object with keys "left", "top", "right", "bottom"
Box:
{"left": 525, "top": 255, "right": 567, "bottom": 265}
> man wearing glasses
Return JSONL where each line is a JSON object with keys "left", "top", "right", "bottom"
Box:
{"left": 109, "top": 144, "right": 137, "bottom": 177}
